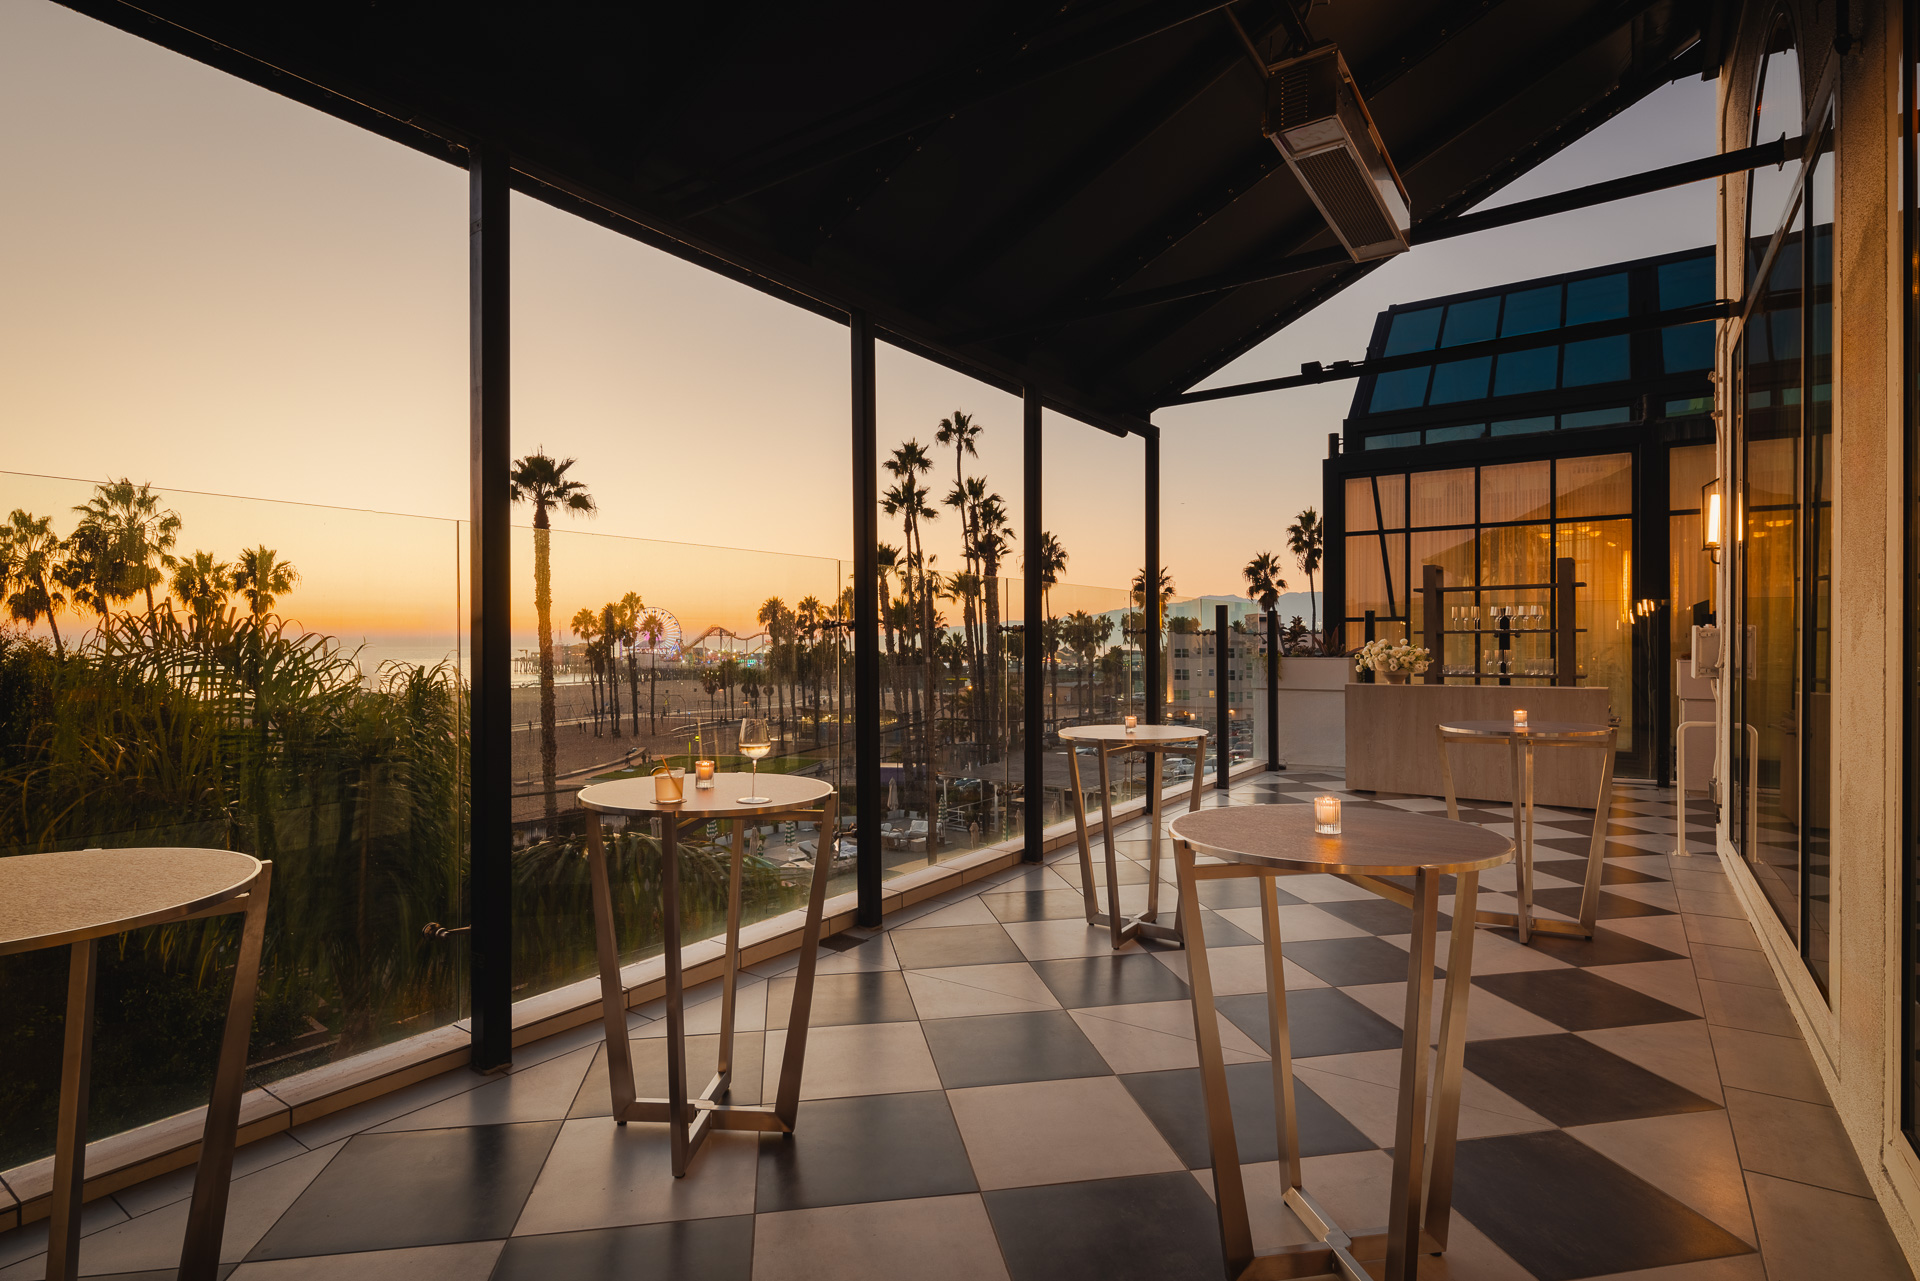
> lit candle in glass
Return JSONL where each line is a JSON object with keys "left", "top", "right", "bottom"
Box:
{"left": 1124, "top": 715, "right": 1137, "bottom": 732}
{"left": 695, "top": 759, "right": 716, "bottom": 788}
{"left": 1314, "top": 795, "right": 1341, "bottom": 835}
{"left": 1513, "top": 708, "right": 1528, "bottom": 730}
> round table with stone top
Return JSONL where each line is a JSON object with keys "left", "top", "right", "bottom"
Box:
{"left": 1435, "top": 718, "right": 1616, "bottom": 944}
{"left": 575, "top": 772, "right": 837, "bottom": 1178}
{"left": 1167, "top": 804, "right": 1512, "bottom": 1281}
{"left": 1057, "top": 723, "right": 1207, "bottom": 949}
{"left": 0, "top": 847, "right": 272, "bottom": 1281}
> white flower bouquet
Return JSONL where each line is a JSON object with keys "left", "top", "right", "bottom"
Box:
{"left": 1352, "top": 638, "right": 1432, "bottom": 676}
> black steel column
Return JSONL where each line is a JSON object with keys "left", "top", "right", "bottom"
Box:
{"left": 1145, "top": 428, "right": 1162, "bottom": 726}
{"left": 1216, "top": 604, "right": 1230, "bottom": 791}
{"left": 852, "top": 314, "right": 882, "bottom": 926}
{"left": 468, "top": 143, "right": 512, "bottom": 1073}
{"left": 1266, "top": 610, "right": 1280, "bottom": 771}
{"left": 1023, "top": 390, "right": 1044, "bottom": 863}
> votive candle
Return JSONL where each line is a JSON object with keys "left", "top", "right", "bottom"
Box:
{"left": 1124, "top": 715, "right": 1137, "bottom": 732}
{"left": 695, "top": 759, "right": 716, "bottom": 788}
{"left": 1314, "top": 795, "right": 1341, "bottom": 835}
{"left": 1513, "top": 708, "right": 1528, "bottom": 729}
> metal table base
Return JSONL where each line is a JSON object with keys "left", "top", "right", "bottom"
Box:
{"left": 583, "top": 785, "right": 836, "bottom": 1177}
{"left": 1062, "top": 726, "right": 1205, "bottom": 949}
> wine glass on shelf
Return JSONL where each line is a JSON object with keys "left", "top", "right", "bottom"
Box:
{"left": 739, "top": 718, "right": 773, "bottom": 804}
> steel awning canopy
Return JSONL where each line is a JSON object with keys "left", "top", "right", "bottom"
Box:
{"left": 62, "top": 0, "right": 1707, "bottom": 438}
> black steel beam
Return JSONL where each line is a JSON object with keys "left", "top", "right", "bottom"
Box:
{"left": 1266, "top": 610, "right": 1280, "bottom": 771}
{"left": 1215, "top": 604, "right": 1230, "bottom": 791}
{"left": 1145, "top": 430, "right": 1163, "bottom": 727}
{"left": 852, "top": 311, "right": 883, "bottom": 927}
{"left": 1023, "top": 389, "right": 1045, "bottom": 863}
{"left": 468, "top": 142, "right": 513, "bottom": 1074}
{"left": 674, "top": 0, "right": 1241, "bottom": 219}
{"left": 1156, "top": 299, "right": 1731, "bottom": 407}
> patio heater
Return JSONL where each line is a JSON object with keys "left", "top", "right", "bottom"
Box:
{"left": 1262, "top": 46, "right": 1412, "bottom": 263}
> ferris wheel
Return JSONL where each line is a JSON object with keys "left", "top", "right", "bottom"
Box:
{"left": 634, "top": 608, "right": 683, "bottom": 657}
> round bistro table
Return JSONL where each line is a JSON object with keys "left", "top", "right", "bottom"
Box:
{"left": 1058, "top": 724, "right": 1206, "bottom": 948}
{"left": 0, "top": 848, "right": 271, "bottom": 1281}
{"left": 1167, "top": 805, "right": 1511, "bottom": 1281}
{"left": 576, "top": 772, "right": 836, "bottom": 1178}
{"left": 1435, "top": 720, "right": 1616, "bottom": 944}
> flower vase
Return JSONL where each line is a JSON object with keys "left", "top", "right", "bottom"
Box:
{"left": 1382, "top": 669, "right": 1408, "bottom": 685}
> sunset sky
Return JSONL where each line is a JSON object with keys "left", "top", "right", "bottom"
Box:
{"left": 0, "top": 0, "right": 1720, "bottom": 645}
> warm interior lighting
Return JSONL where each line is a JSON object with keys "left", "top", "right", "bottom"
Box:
{"left": 1314, "top": 795, "right": 1341, "bottom": 834}
{"left": 1513, "top": 708, "right": 1528, "bottom": 729}
{"left": 1702, "top": 479, "right": 1722, "bottom": 562}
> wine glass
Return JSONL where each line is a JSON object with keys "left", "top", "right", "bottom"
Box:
{"left": 738, "top": 718, "right": 773, "bottom": 804}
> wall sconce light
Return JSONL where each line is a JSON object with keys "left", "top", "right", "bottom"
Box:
{"left": 1701, "top": 479, "right": 1722, "bottom": 563}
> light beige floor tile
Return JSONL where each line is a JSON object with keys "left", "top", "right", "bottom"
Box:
{"left": 512, "top": 1120, "right": 758, "bottom": 1234}
{"left": 1611, "top": 854, "right": 1687, "bottom": 876}
{"left": 1603, "top": 881, "right": 1682, "bottom": 910}
{"left": 1566, "top": 1111, "right": 1755, "bottom": 1244}
{"left": 1684, "top": 914, "right": 1762, "bottom": 952}
{"left": 947, "top": 1076, "right": 1183, "bottom": 1188}
{"left": 1342, "top": 980, "right": 1561, "bottom": 1042}
{"left": 1188, "top": 1163, "right": 1324, "bottom": 1253}
{"left": 753, "top": 1194, "right": 1010, "bottom": 1281}
{"left": 1294, "top": 1063, "right": 1552, "bottom": 1147}
{"left": 1597, "top": 914, "right": 1693, "bottom": 956}
{"left": 1001, "top": 917, "right": 1144, "bottom": 960}
{"left": 1151, "top": 944, "right": 1328, "bottom": 994}
{"left": 903, "top": 962, "right": 1061, "bottom": 1019}
{"left": 571, "top": 1033, "right": 765, "bottom": 1116}
{"left": 111, "top": 1132, "right": 312, "bottom": 1219}
{"left": 1745, "top": 1172, "right": 1914, "bottom": 1281}
{"left": 763, "top": 1020, "right": 941, "bottom": 1100}
{"left": 1377, "top": 928, "right": 1573, "bottom": 975}
{"left": 1290, "top": 1048, "right": 1553, "bottom": 1127}
{"left": 1582, "top": 1257, "right": 1767, "bottom": 1281}
{"left": 1578, "top": 1020, "right": 1723, "bottom": 1104}
{"left": 1707, "top": 1024, "right": 1827, "bottom": 1105}
{"left": 1588, "top": 960, "right": 1704, "bottom": 1016}
{"left": 815, "top": 934, "right": 900, "bottom": 973}
{"left": 0, "top": 1196, "right": 126, "bottom": 1270}
{"left": 1689, "top": 945, "right": 1777, "bottom": 990}
{"left": 0, "top": 1140, "right": 343, "bottom": 1278}
{"left": 1675, "top": 888, "right": 1747, "bottom": 919}
{"left": 1292, "top": 1149, "right": 1395, "bottom": 1231}
{"left": 1723, "top": 1087, "right": 1871, "bottom": 1197}
{"left": 1069, "top": 1001, "right": 1266, "bottom": 1074}
{"left": 894, "top": 897, "right": 1000, "bottom": 930}
{"left": 373, "top": 1045, "right": 598, "bottom": 1130}
{"left": 286, "top": 1065, "right": 492, "bottom": 1148}
{"left": 228, "top": 1240, "right": 505, "bottom": 1281}
{"left": 1274, "top": 876, "right": 1377, "bottom": 904}
{"left": 1214, "top": 904, "right": 1371, "bottom": 941}
{"left": 1698, "top": 979, "right": 1798, "bottom": 1037}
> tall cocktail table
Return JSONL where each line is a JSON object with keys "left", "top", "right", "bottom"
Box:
{"left": 1435, "top": 720, "right": 1616, "bottom": 943}
{"left": 1059, "top": 724, "right": 1205, "bottom": 948}
{"left": 1169, "top": 805, "right": 1512, "bottom": 1281}
{"left": 577, "top": 772, "right": 836, "bottom": 1177}
{"left": 0, "top": 848, "right": 272, "bottom": 1281}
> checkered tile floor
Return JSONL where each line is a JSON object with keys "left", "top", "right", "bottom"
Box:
{"left": 2, "top": 771, "right": 1912, "bottom": 1281}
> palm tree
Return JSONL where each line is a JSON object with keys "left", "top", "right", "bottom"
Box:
{"left": 639, "top": 610, "right": 666, "bottom": 731}
{"left": 1030, "top": 531, "right": 1067, "bottom": 726}
{"left": 884, "top": 438, "right": 941, "bottom": 852}
{"left": 758, "top": 597, "right": 790, "bottom": 744}
{"left": 66, "top": 479, "right": 182, "bottom": 619}
{"left": 599, "top": 602, "right": 624, "bottom": 739}
{"left": 1, "top": 509, "right": 69, "bottom": 656}
{"left": 796, "top": 595, "right": 825, "bottom": 746}
{"left": 616, "top": 591, "right": 644, "bottom": 736}
{"left": 1287, "top": 508, "right": 1325, "bottom": 640}
{"left": 511, "top": 450, "right": 596, "bottom": 821}
{"left": 232, "top": 546, "right": 299, "bottom": 619}
{"left": 171, "top": 550, "right": 235, "bottom": 629}
{"left": 572, "top": 606, "right": 604, "bottom": 735}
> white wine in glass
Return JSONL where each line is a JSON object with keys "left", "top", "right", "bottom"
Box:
{"left": 738, "top": 718, "right": 773, "bottom": 804}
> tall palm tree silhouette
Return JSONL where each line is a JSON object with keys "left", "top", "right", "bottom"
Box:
{"left": 1287, "top": 508, "right": 1325, "bottom": 641}
{"left": 1, "top": 509, "right": 70, "bottom": 656}
{"left": 67, "top": 479, "right": 181, "bottom": 619}
{"left": 171, "top": 550, "right": 235, "bottom": 628}
{"left": 511, "top": 450, "right": 597, "bottom": 822}
{"left": 233, "top": 546, "right": 299, "bottom": 618}
{"left": 1032, "top": 531, "right": 1067, "bottom": 726}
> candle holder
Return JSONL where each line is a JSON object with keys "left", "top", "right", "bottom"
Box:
{"left": 1513, "top": 708, "right": 1529, "bottom": 730}
{"left": 1314, "top": 795, "right": 1341, "bottom": 835}
{"left": 1124, "top": 715, "right": 1137, "bottom": 733}
{"left": 695, "top": 760, "right": 716, "bottom": 789}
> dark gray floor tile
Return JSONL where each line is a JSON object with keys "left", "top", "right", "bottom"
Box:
{"left": 1451, "top": 1130, "right": 1753, "bottom": 1281}
{"left": 493, "top": 1217, "right": 753, "bottom": 1280}
{"left": 1194, "top": 908, "right": 1261, "bottom": 948}
{"left": 768, "top": 969, "right": 915, "bottom": 1029}
{"left": 1532, "top": 886, "right": 1674, "bottom": 919}
{"left": 889, "top": 923, "right": 1029, "bottom": 969}
{"left": 922, "top": 1010, "right": 1113, "bottom": 1088}
{"left": 1030, "top": 955, "right": 1191, "bottom": 1008}
{"left": 247, "top": 1121, "right": 559, "bottom": 1259}
{"left": 981, "top": 889, "right": 1091, "bottom": 922}
{"left": 1216, "top": 988, "right": 1402, "bottom": 1059}
{"left": 1282, "top": 935, "right": 1441, "bottom": 987}
{"left": 1192, "top": 878, "right": 1302, "bottom": 909}
{"left": 985, "top": 1172, "right": 1226, "bottom": 1281}
{"left": 1121, "top": 1063, "right": 1374, "bottom": 1167}
{"left": 1473, "top": 968, "right": 1697, "bottom": 1031}
{"left": 1516, "top": 927, "right": 1684, "bottom": 968}
{"left": 1465, "top": 1033, "right": 1721, "bottom": 1125}
{"left": 755, "top": 1091, "right": 976, "bottom": 1212}
{"left": 1309, "top": 898, "right": 1453, "bottom": 937}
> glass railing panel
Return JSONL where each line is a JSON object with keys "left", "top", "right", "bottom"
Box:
{"left": 0, "top": 472, "right": 464, "bottom": 1170}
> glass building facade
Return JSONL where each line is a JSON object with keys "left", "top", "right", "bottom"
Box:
{"left": 1325, "top": 247, "right": 1717, "bottom": 779}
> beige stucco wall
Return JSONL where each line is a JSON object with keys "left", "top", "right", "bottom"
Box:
{"left": 1715, "top": 0, "right": 1918, "bottom": 1263}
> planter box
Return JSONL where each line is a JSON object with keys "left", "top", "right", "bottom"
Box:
{"left": 1274, "top": 656, "right": 1349, "bottom": 768}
